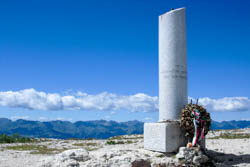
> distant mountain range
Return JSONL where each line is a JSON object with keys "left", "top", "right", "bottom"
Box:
{"left": 211, "top": 120, "right": 250, "bottom": 130}
{"left": 0, "top": 118, "right": 143, "bottom": 139}
{"left": 0, "top": 118, "right": 250, "bottom": 139}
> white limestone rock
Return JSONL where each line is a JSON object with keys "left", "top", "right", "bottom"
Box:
{"left": 60, "top": 149, "right": 90, "bottom": 162}
{"left": 1, "top": 130, "right": 250, "bottom": 167}
{"left": 38, "top": 157, "right": 79, "bottom": 167}
{"left": 176, "top": 146, "right": 209, "bottom": 166}
{"left": 176, "top": 147, "right": 186, "bottom": 159}
{"left": 193, "top": 154, "right": 209, "bottom": 166}
{"left": 38, "top": 149, "right": 89, "bottom": 167}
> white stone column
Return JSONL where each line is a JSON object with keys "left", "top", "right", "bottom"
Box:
{"left": 144, "top": 8, "right": 188, "bottom": 153}
{"left": 159, "top": 8, "right": 187, "bottom": 121}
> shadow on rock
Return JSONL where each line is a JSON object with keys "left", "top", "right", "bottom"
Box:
{"left": 131, "top": 159, "right": 151, "bottom": 167}
{"left": 205, "top": 149, "right": 250, "bottom": 167}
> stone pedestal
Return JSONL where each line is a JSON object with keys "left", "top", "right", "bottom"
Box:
{"left": 144, "top": 122, "right": 187, "bottom": 152}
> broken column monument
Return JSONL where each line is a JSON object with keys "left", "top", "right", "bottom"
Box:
{"left": 144, "top": 7, "right": 188, "bottom": 153}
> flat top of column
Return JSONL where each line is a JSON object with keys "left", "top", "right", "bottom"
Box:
{"left": 159, "top": 7, "right": 185, "bottom": 17}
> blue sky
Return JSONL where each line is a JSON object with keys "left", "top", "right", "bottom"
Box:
{"left": 0, "top": 0, "right": 250, "bottom": 122}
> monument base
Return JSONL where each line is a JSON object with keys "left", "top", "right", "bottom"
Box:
{"left": 144, "top": 121, "right": 188, "bottom": 153}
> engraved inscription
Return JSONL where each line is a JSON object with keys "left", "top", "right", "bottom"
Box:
{"left": 160, "top": 65, "right": 187, "bottom": 80}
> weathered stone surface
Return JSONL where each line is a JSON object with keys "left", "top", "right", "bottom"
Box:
{"left": 38, "top": 149, "right": 89, "bottom": 167}
{"left": 176, "top": 146, "right": 210, "bottom": 166}
{"left": 0, "top": 130, "right": 249, "bottom": 167}
{"left": 60, "top": 149, "right": 90, "bottom": 162}
{"left": 176, "top": 147, "right": 186, "bottom": 159}
{"left": 159, "top": 8, "right": 187, "bottom": 121}
{"left": 131, "top": 159, "right": 151, "bottom": 167}
{"left": 193, "top": 154, "right": 209, "bottom": 166}
{"left": 144, "top": 122, "right": 187, "bottom": 152}
{"left": 144, "top": 8, "right": 188, "bottom": 153}
{"left": 38, "top": 158, "right": 79, "bottom": 167}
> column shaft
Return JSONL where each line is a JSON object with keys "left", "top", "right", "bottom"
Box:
{"left": 159, "top": 8, "right": 188, "bottom": 121}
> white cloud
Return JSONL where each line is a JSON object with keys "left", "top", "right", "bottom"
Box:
{"left": 104, "top": 115, "right": 111, "bottom": 120}
{"left": 39, "top": 117, "right": 51, "bottom": 121}
{"left": 144, "top": 117, "right": 154, "bottom": 122}
{"left": 198, "top": 97, "right": 250, "bottom": 112}
{"left": 10, "top": 115, "right": 30, "bottom": 121}
{"left": 0, "top": 89, "right": 250, "bottom": 113}
{"left": 110, "top": 111, "right": 116, "bottom": 115}
{"left": 0, "top": 89, "right": 158, "bottom": 112}
{"left": 144, "top": 117, "right": 153, "bottom": 121}
{"left": 55, "top": 117, "right": 73, "bottom": 121}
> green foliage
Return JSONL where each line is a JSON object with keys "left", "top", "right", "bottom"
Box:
{"left": 106, "top": 140, "right": 134, "bottom": 145}
{"left": 106, "top": 140, "right": 119, "bottom": 145}
{"left": 126, "top": 140, "right": 133, "bottom": 144}
{"left": 156, "top": 154, "right": 165, "bottom": 158}
{"left": 106, "top": 140, "right": 124, "bottom": 145}
{"left": 0, "top": 133, "right": 35, "bottom": 144}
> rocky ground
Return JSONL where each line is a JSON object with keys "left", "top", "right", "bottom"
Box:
{"left": 0, "top": 129, "right": 250, "bottom": 167}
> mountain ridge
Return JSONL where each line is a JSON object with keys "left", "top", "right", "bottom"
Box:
{"left": 0, "top": 118, "right": 250, "bottom": 139}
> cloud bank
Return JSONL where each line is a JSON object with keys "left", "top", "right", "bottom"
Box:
{"left": 0, "top": 89, "right": 158, "bottom": 112}
{"left": 197, "top": 97, "right": 250, "bottom": 112}
{"left": 0, "top": 89, "right": 249, "bottom": 112}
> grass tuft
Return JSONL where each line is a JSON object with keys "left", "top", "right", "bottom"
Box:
{"left": 156, "top": 154, "right": 165, "bottom": 158}
{"left": 6, "top": 144, "right": 66, "bottom": 154}
{"left": 73, "top": 142, "right": 98, "bottom": 147}
{"left": 109, "top": 135, "right": 143, "bottom": 140}
{"left": 208, "top": 133, "right": 250, "bottom": 139}
{"left": 106, "top": 140, "right": 135, "bottom": 145}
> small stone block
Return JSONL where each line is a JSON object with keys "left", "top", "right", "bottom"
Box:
{"left": 144, "top": 122, "right": 187, "bottom": 152}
